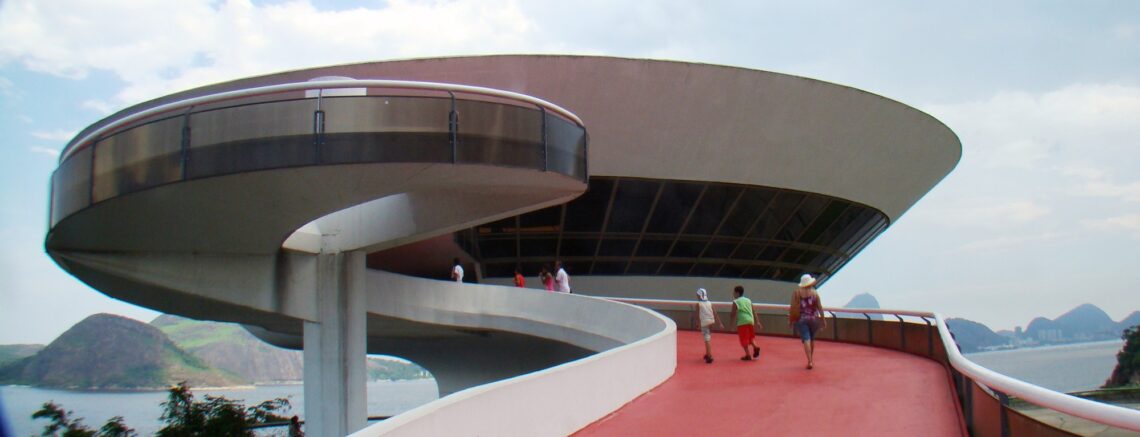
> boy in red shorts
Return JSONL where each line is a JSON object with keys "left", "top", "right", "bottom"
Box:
{"left": 730, "top": 285, "right": 763, "bottom": 361}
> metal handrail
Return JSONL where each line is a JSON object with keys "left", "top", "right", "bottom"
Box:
{"left": 59, "top": 79, "right": 585, "bottom": 162}
{"left": 602, "top": 296, "right": 1140, "bottom": 432}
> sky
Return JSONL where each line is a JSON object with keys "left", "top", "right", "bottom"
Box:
{"left": 1, "top": 0, "right": 1138, "bottom": 344}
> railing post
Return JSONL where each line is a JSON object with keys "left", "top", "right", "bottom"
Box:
{"left": 829, "top": 311, "right": 838, "bottom": 339}
{"left": 313, "top": 91, "right": 325, "bottom": 163}
{"left": 896, "top": 314, "right": 906, "bottom": 351}
{"left": 540, "top": 106, "right": 548, "bottom": 172}
{"left": 997, "top": 390, "right": 1011, "bottom": 437}
{"left": 180, "top": 106, "right": 193, "bottom": 180}
{"left": 448, "top": 91, "right": 458, "bottom": 163}
{"left": 922, "top": 317, "right": 933, "bottom": 357}
{"left": 864, "top": 313, "right": 873, "bottom": 344}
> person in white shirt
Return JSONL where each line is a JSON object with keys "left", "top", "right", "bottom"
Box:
{"left": 554, "top": 260, "right": 570, "bottom": 293}
{"left": 451, "top": 258, "right": 463, "bottom": 283}
{"left": 695, "top": 288, "right": 723, "bottom": 363}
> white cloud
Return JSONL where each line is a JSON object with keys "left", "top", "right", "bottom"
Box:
{"left": 926, "top": 84, "right": 1140, "bottom": 171}
{"left": 915, "top": 200, "right": 1050, "bottom": 229}
{"left": 31, "top": 129, "right": 76, "bottom": 142}
{"left": 958, "top": 232, "right": 1065, "bottom": 252}
{"left": 81, "top": 99, "right": 117, "bottom": 115}
{"left": 0, "top": 0, "right": 547, "bottom": 108}
{"left": 1083, "top": 214, "right": 1140, "bottom": 240}
{"left": 28, "top": 146, "right": 60, "bottom": 157}
{"left": 1115, "top": 24, "right": 1136, "bottom": 39}
{"left": 0, "top": 75, "right": 15, "bottom": 97}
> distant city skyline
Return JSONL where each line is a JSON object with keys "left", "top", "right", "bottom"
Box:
{"left": 2, "top": 0, "right": 1139, "bottom": 343}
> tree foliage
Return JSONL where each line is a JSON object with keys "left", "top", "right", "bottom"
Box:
{"left": 156, "top": 382, "right": 290, "bottom": 437}
{"left": 32, "top": 402, "right": 136, "bottom": 437}
{"left": 34, "top": 382, "right": 290, "bottom": 437}
{"left": 1104, "top": 325, "right": 1140, "bottom": 388}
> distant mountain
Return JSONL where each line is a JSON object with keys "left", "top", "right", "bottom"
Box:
{"left": 1025, "top": 304, "right": 1123, "bottom": 344}
{"left": 0, "top": 314, "right": 244, "bottom": 390}
{"left": 152, "top": 315, "right": 430, "bottom": 382}
{"left": 947, "top": 318, "right": 1010, "bottom": 353}
{"left": 0, "top": 344, "right": 43, "bottom": 367}
{"left": 840, "top": 293, "right": 883, "bottom": 320}
{"left": 1119, "top": 311, "right": 1140, "bottom": 332}
{"left": 153, "top": 315, "right": 304, "bottom": 383}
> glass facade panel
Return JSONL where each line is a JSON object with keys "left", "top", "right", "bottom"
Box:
{"left": 780, "top": 195, "right": 827, "bottom": 241}
{"left": 718, "top": 264, "right": 744, "bottom": 277}
{"left": 519, "top": 206, "right": 562, "bottom": 232}
{"left": 545, "top": 114, "right": 587, "bottom": 180}
{"left": 92, "top": 117, "right": 184, "bottom": 202}
{"left": 598, "top": 238, "right": 637, "bottom": 257}
{"left": 626, "top": 261, "right": 661, "bottom": 275}
{"left": 559, "top": 238, "right": 599, "bottom": 257}
{"left": 669, "top": 240, "right": 705, "bottom": 258}
{"left": 519, "top": 237, "right": 557, "bottom": 257}
{"left": 690, "top": 263, "right": 722, "bottom": 276}
{"left": 732, "top": 243, "right": 761, "bottom": 260}
{"left": 462, "top": 176, "right": 889, "bottom": 284}
{"left": 591, "top": 261, "right": 628, "bottom": 275}
{"left": 660, "top": 262, "right": 694, "bottom": 276}
{"left": 606, "top": 180, "right": 659, "bottom": 233}
{"left": 684, "top": 185, "right": 741, "bottom": 235}
{"left": 321, "top": 96, "right": 452, "bottom": 164}
{"left": 751, "top": 192, "right": 804, "bottom": 240}
{"left": 50, "top": 146, "right": 93, "bottom": 226}
{"left": 478, "top": 238, "right": 516, "bottom": 259}
{"left": 635, "top": 239, "right": 673, "bottom": 257}
{"left": 564, "top": 178, "right": 613, "bottom": 232}
{"left": 455, "top": 100, "right": 544, "bottom": 169}
{"left": 187, "top": 99, "right": 316, "bottom": 178}
{"left": 645, "top": 182, "right": 703, "bottom": 234}
{"left": 702, "top": 242, "right": 736, "bottom": 259}
{"left": 719, "top": 189, "right": 774, "bottom": 236}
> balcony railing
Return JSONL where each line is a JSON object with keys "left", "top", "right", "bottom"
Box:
{"left": 49, "top": 79, "right": 589, "bottom": 228}
{"left": 607, "top": 297, "right": 1140, "bottom": 436}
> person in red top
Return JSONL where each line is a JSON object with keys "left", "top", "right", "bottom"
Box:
{"left": 514, "top": 267, "right": 526, "bottom": 287}
{"left": 540, "top": 265, "right": 554, "bottom": 291}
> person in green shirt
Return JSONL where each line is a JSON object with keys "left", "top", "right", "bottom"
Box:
{"left": 729, "top": 285, "right": 763, "bottom": 361}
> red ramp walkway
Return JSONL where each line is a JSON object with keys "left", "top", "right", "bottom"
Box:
{"left": 576, "top": 331, "right": 965, "bottom": 436}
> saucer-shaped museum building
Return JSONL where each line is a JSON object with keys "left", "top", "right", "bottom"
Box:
{"left": 44, "top": 56, "right": 1029, "bottom": 436}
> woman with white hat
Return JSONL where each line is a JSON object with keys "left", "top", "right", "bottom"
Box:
{"left": 789, "top": 274, "right": 826, "bottom": 369}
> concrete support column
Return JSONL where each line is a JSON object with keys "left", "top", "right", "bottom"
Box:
{"left": 303, "top": 250, "right": 367, "bottom": 436}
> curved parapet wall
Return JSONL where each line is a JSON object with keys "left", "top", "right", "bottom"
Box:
{"left": 348, "top": 275, "right": 677, "bottom": 437}
{"left": 246, "top": 270, "right": 676, "bottom": 396}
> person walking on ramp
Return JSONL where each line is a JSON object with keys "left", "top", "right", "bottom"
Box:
{"left": 695, "top": 288, "right": 723, "bottom": 363}
{"left": 789, "top": 274, "right": 826, "bottom": 369}
{"left": 730, "top": 285, "right": 762, "bottom": 361}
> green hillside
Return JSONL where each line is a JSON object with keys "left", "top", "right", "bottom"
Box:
{"left": 152, "top": 314, "right": 431, "bottom": 382}
{"left": 153, "top": 315, "right": 304, "bottom": 383}
{"left": 0, "top": 344, "right": 43, "bottom": 367}
{"left": 0, "top": 314, "right": 245, "bottom": 390}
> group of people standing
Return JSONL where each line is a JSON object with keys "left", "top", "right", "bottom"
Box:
{"left": 530, "top": 261, "right": 571, "bottom": 293}
{"left": 509, "top": 261, "right": 571, "bottom": 293}
{"left": 695, "top": 274, "right": 825, "bottom": 369}
{"left": 451, "top": 258, "right": 571, "bottom": 293}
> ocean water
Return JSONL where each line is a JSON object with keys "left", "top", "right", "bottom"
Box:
{"left": 0, "top": 379, "right": 437, "bottom": 437}
{"left": 964, "top": 339, "right": 1125, "bottom": 393}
